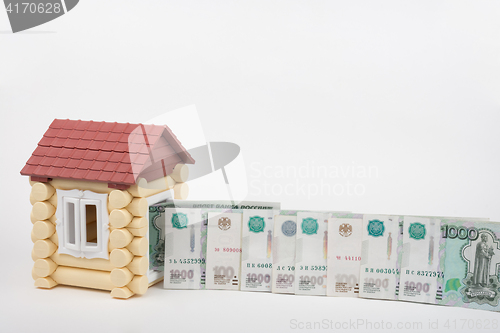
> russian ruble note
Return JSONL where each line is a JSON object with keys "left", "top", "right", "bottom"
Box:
{"left": 205, "top": 211, "right": 243, "bottom": 290}
{"left": 398, "top": 215, "right": 488, "bottom": 300}
{"left": 240, "top": 209, "right": 277, "bottom": 292}
{"left": 399, "top": 215, "right": 449, "bottom": 303}
{"left": 163, "top": 208, "right": 207, "bottom": 290}
{"left": 148, "top": 202, "right": 169, "bottom": 283}
{"left": 295, "top": 211, "right": 329, "bottom": 295}
{"left": 399, "top": 217, "right": 500, "bottom": 311}
{"left": 272, "top": 213, "right": 298, "bottom": 294}
{"left": 327, "top": 216, "right": 363, "bottom": 297}
{"left": 359, "top": 214, "right": 403, "bottom": 300}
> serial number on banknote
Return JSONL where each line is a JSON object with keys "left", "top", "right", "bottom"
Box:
{"left": 245, "top": 263, "right": 273, "bottom": 268}
{"left": 298, "top": 265, "right": 327, "bottom": 271}
{"left": 333, "top": 255, "right": 361, "bottom": 261}
{"left": 404, "top": 269, "right": 444, "bottom": 278}
{"left": 364, "top": 267, "right": 400, "bottom": 274}
{"left": 214, "top": 247, "right": 242, "bottom": 253}
{"left": 275, "top": 265, "right": 295, "bottom": 271}
{"left": 168, "top": 258, "right": 206, "bottom": 264}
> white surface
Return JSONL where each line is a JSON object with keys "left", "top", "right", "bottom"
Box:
{"left": 1, "top": 1, "right": 500, "bottom": 332}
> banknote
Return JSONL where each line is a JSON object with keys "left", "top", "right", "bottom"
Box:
{"left": 163, "top": 208, "right": 207, "bottom": 290}
{"left": 327, "top": 217, "right": 363, "bottom": 297}
{"left": 295, "top": 211, "right": 329, "bottom": 295}
{"left": 272, "top": 214, "right": 297, "bottom": 294}
{"left": 148, "top": 203, "right": 168, "bottom": 283}
{"left": 359, "top": 214, "right": 403, "bottom": 300}
{"left": 205, "top": 212, "right": 243, "bottom": 290}
{"left": 399, "top": 218, "right": 500, "bottom": 311}
{"left": 240, "top": 209, "right": 277, "bottom": 292}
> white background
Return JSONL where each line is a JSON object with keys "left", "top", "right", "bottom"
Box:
{"left": 1, "top": 1, "right": 500, "bottom": 332}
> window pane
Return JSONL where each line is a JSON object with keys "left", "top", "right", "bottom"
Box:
{"left": 67, "top": 202, "right": 76, "bottom": 245}
{"left": 85, "top": 205, "right": 98, "bottom": 245}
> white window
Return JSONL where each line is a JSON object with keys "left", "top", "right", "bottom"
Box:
{"left": 55, "top": 189, "right": 109, "bottom": 259}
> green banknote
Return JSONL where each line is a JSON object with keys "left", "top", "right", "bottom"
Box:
{"left": 295, "top": 211, "right": 329, "bottom": 296}
{"left": 163, "top": 208, "right": 208, "bottom": 290}
{"left": 240, "top": 209, "right": 277, "bottom": 292}
{"left": 359, "top": 214, "right": 403, "bottom": 300}
{"left": 399, "top": 218, "right": 500, "bottom": 311}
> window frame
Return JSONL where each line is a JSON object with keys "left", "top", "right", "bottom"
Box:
{"left": 55, "top": 189, "right": 109, "bottom": 259}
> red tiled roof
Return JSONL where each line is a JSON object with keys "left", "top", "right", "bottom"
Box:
{"left": 20, "top": 119, "right": 195, "bottom": 186}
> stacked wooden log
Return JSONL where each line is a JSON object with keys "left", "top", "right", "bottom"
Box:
{"left": 108, "top": 193, "right": 149, "bottom": 298}
{"left": 31, "top": 182, "right": 59, "bottom": 289}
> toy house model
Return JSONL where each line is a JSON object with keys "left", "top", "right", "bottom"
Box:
{"left": 21, "top": 119, "right": 195, "bottom": 298}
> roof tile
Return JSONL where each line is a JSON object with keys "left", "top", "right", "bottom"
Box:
{"left": 88, "top": 140, "right": 104, "bottom": 150}
{"left": 39, "top": 156, "right": 56, "bottom": 166}
{"left": 95, "top": 151, "right": 112, "bottom": 161}
{"left": 59, "top": 168, "right": 76, "bottom": 178}
{"left": 38, "top": 137, "right": 53, "bottom": 147}
{"left": 58, "top": 129, "right": 73, "bottom": 138}
{"left": 82, "top": 130, "right": 97, "bottom": 140}
{"left": 99, "top": 122, "right": 117, "bottom": 132}
{"left": 86, "top": 170, "right": 100, "bottom": 180}
{"left": 100, "top": 141, "right": 118, "bottom": 152}
{"left": 78, "top": 159, "right": 93, "bottom": 170}
{"left": 72, "top": 169, "right": 89, "bottom": 179}
{"left": 69, "top": 129, "right": 85, "bottom": 139}
{"left": 64, "top": 138, "right": 79, "bottom": 149}
{"left": 97, "top": 171, "right": 113, "bottom": 182}
{"left": 53, "top": 157, "right": 69, "bottom": 168}
{"left": 107, "top": 132, "right": 122, "bottom": 142}
{"left": 75, "top": 139, "right": 91, "bottom": 150}
{"left": 103, "top": 162, "right": 119, "bottom": 172}
{"left": 114, "top": 142, "right": 129, "bottom": 153}
{"left": 65, "top": 158, "right": 81, "bottom": 168}
{"left": 70, "top": 149, "right": 86, "bottom": 159}
{"left": 49, "top": 119, "right": 65, "bottom": 129}
{"left": 44, "top": 128, "right": 60, "bottom": 138}
{"left": 26, "top": 155, "right": 43, "bottom": 165}
{"left": 82, "top": 150, "right": 99, "bottom": 160}
{"left": 94, "top": 131, "right": 110, "bottom": 141}
{"left": 44, "top": 147, "right": 62, "bottom": 158}
{"left": 51, "top": 137, "right": 67, "bottom": 148}
{"left": 89, "top": 160, "right": 106, "bottom": 171}
{"left": 74, "top": 120, "right": 88, "bottom": 130}
{"left": 87, "top": 121, "right": 103, "bottom": 131}
{"left": 109, "top": 152, "right": 125, "bottom": 162}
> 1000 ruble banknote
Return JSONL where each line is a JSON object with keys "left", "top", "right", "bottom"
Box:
{"left": 399, "top": 218, "right": 500, "bottom": 311}
{"left": 240, "top": 209, "right": 277, "bottom": 292}
{"left": 359, "top": 214, "right": 403, "bottom": 300}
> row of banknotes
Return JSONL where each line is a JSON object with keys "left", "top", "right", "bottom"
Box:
{"left": 149, "top": 201, "right": 500, "bottom": 312}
